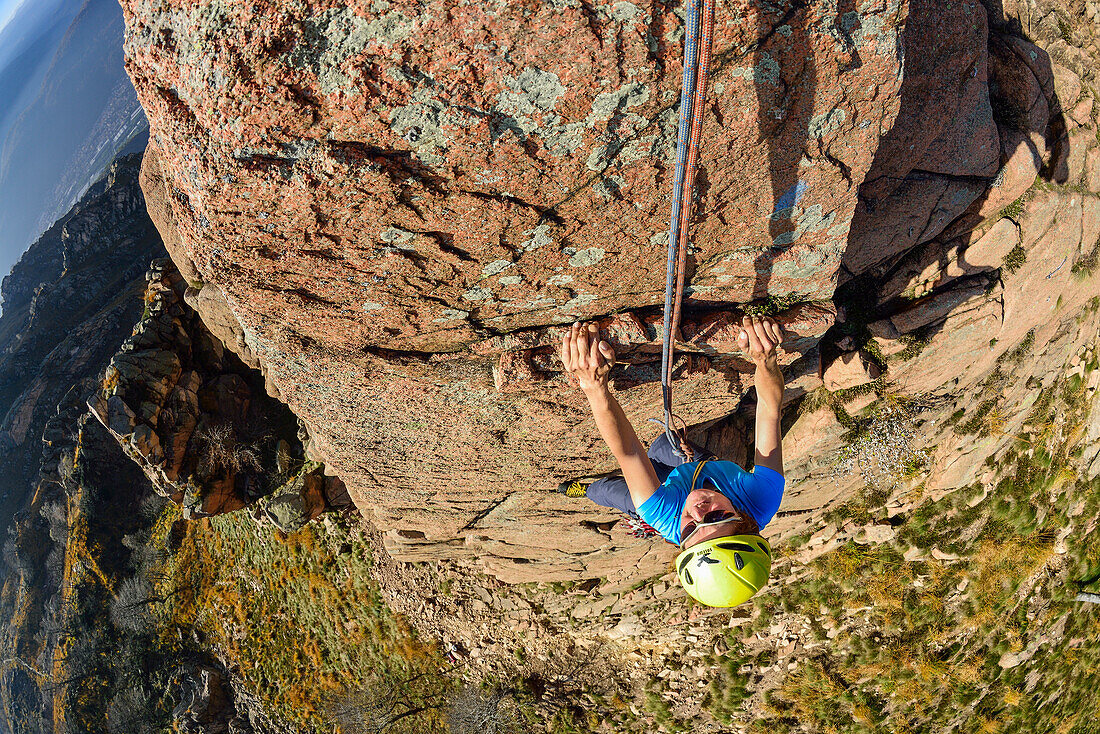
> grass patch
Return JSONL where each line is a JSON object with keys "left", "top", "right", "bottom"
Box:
{"left": 151, "top": 509, "right": 452, "bottom": 732}
{"left": 797, "top": 378, "right": 887, "bottom": 431}
{"left": 1072, "top": 236, "right": 1100, "bottom": 279}
{"left": 1057, "top": 14, "right": 1075, "bottom": 45}
{"left": 999, "top": 197, "right": 1026, "bottom": 221}
{"left": 730, "top": 353, "right": 1100, "bottom": 734}
{"left": 999, "top": 329, "right": 1036, "bottom": 366}
{"left": 893, "top": 332, "right": 931, "bottom": 362}
{"left": 743, "top": 293, "right": 806, "bottom": 317}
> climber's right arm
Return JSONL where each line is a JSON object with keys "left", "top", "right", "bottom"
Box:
{"left": 581, "top": 385, "right": 661, "bottom": 507}
{"left": 562, "top": 323, "right": 661, "bottom": 507}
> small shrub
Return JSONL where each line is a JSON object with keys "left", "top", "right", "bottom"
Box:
{"left": 894, "top": 333, "right": 931, "bottom": 362}
{"left": 101, "top": 366, "right": 120, "bottom": 395}
{"left": 1071, "top": 237, "right": 1100, "bottom": 278}
{"left": 744, "top": 293, "right": 804, "bottom": 316}
{"left": 109, "top": 576, "right": 157, "bottom": 635}
{"left": 106, "top": 686, "right": 157, "bottom": 734}
{"left": 1057, "top": 15, "right": 1074, "bottom": 44}
{"left": 447, "top": 687, "right": 520, "bottom": 734}
{"left": 997, "top": 330, "right": 1035, "bottom": 368}
{"left": 193, "top": 423, "right": 262, "bottom": 477}
{"left": 1002, "top": 244, "right": 1028, "bottom": 274}
{"left": 835, "top": 401, "right": 924, "bottom": 491}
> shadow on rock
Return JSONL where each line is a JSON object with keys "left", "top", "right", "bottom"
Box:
{"left": 752, "top": 0, "right": 818, "bottom": 301}
{"left": 840, "top": 0, "right": 1070, "bottom": 284}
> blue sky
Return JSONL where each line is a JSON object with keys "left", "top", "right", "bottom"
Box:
{"left": 0, "top": 0, "right": 27, "bottom": 34}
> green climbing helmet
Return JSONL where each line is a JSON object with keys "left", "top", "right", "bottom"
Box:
{"left": 675, "top": 534, "right": 772, "bottom": 608}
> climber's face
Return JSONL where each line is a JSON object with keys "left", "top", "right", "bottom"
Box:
{"left": 679, "top": 487, "right": 758, "bottom": 549}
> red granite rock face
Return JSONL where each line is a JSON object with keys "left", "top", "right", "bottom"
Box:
{"left": 121, "top": 0, "right": 908, "bottom": 346}
{"left": 119, "top": 0, "right": 922, "bottom": 576}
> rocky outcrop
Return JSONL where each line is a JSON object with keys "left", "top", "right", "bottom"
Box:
{"left": 118, "top": 0, "right": 897, "bottom": 572}
{"left": 170, "top": 661, "right": 256, "bottom": 734}
{"left": 119, "top": 0, "right": 1100, "bottom": 580}
{"left": 89, "top": 258, "right": 351, "bottom": 522}
{"left": 769, "top": 0, "right": 1100, "bottom": 536}
{"left": 0, "top": 153, "right": 163, "bottom": 511}
{"left": 121, "top": 0, "right": 911, "bottom": 334}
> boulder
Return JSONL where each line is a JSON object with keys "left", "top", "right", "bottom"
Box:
{"left": 1064, "top": 129, "right": 1095, "bottom": 187}
{"left": 889, "top": 288, "right": 1004, "bottom": 395}
{"left": 1050, "top": 63, "right": 1083, "bottom": 112}
{"left": 823, "top": 351, "right": 881, "bottom": 391}
{"left": 989, "top": 35, "right": 1052, "bottom": 135}
{"left": 886, "top": 33, "right": 1060, "bottom": 247}
{"left": 878, "top": 216, "right": 1019, "bottom": 305}
{"left": 184, "top": 282, "right": 263, "bottom": 374}
{"left": 771, "top": 407, "right": 862, "bottom": 536}
{"left": 971, "top": 126, "right": 1045, "bottom": 220}
{"left": 257, "top": 464, "right": 330, "bottom": 533}
{"left": 854, "top": 524, "right": 897, "bottom": 545}
{"left": 960, "top": 218, "right": 1022, "bottom": 270}
{"left": 844, "top": 0, "right": 1000, "bottom": 275}
{"left": 1087, "top": 147, "right": 1100, "bottom": 193}
{"left": 122, "top": 0, "right": 913, "bottom": 352}
{"left": 170, "top": 662, "right": 253, "bottom": 734}
{"left": 889, "top": 279, "right": 994, "bottom": 335}
{"left": 1069, "top": 94, "right": 1095, "bottom": 129}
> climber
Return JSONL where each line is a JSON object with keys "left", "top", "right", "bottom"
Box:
{"left": 558, "top": 316, "right": 785, "bottom": 608}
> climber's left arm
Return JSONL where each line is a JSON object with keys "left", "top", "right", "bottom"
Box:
{"left": 740, "top": 316, "right": 785, "bottom": 476}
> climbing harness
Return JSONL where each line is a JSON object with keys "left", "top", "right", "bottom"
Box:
{"left": 660, "top": 0, "right": 716, "bottom": 459}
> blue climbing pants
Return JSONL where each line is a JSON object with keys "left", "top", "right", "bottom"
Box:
{"left": 585, "top": 434, "right": 712, "bottom": 518}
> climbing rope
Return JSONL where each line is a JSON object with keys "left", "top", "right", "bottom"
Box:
{"left": 660, "top": 0, "right": 715, "bottom": 459}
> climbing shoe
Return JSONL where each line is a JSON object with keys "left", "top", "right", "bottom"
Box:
{"left": 557, "top": 479, "right": 591, "bottom": 498}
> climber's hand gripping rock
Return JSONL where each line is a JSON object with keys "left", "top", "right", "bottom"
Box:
{"left": 738, "top": 314, "right": 782, "bottom": 368}
{"left": 560, "top": 322, "right": 616, "bottom": 394}
{"left": 738, "top": 315, "right": 785, "bottom": 475}
{"left": 560, "top": 322, "right": 661, "bottom": 509}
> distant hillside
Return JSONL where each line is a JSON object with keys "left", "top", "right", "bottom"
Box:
{"left": 0, "top": 151, "right": 163, "bottom": 523}
{"left": 0, "top": 0, "right": 147, "bottom": 287}
{"left": 0, "top": 8, "right": 75, "bottom": 140}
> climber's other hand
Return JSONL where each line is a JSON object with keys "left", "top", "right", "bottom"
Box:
{"left": 738, "top": 315, "right": 782, "bottom": 368}
{"left": 561, "top": 322, "right": 616, "bottom": 393}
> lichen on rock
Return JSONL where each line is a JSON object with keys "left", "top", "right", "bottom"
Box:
{"left": 118, "top": 0, "right": 1100, "bottom": 583}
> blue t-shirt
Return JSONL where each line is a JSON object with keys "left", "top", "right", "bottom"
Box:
{"left": 637, "top": 461, "right": 785, "bottom": 545}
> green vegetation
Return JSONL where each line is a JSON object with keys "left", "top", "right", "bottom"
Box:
{"left": 894, "top": 332, "right": 931, "bottom": 362}
{"left": 1002, "top": 244, "right": 1028, "bottom": 274}
{"left": 146, "top": 508, "right": 450, "bottom": 732}
{"left": 1057, "top": 14, "right": 1075, "bottom": 45}
{"left": 798, "top": 377, "right": 887, "bottom": 431}
{"left": 113, "top": 506, "right": 646, "bottom": 734}
{"left": 0, "top": 425, "right": 183, "bottom": 734}
{"left": 743, "top": 294, "right": 806, "bottom": 317}
{"left": 706, "top": 341, "right": 1100, "bottom": 733}
{"left": 836, "top": 396, "right": 933, "bottom": 490}
{"left": 1072, "top": 236, "right": 1100, "bottom": 279}
{"left": 999, "top": 196, "right": 1027, "bottom": 221}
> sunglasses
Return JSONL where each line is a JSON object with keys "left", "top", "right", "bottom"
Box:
{"left": 680, "top": 510, "right": 742, "bottom": 549}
